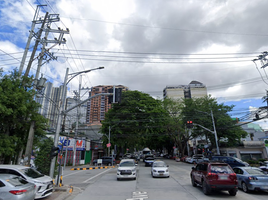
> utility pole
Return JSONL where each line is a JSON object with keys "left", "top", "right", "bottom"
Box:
{"left": 23, "top": 9, "right": 69, "bottom": 166}
{"left": 24, "top": 12, "right": 48, "bottom": 77}
{"left": 19, "top": 5, "right": 46, "bottom": 75}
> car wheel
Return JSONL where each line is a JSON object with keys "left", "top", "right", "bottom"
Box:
{"left": 202, "top": 181, "right": 211, "bottom": 195}
{"left": 229, "top": 189, "right": 237, "bottom": 196}
{"left": 191, "top": 175, "right": 197, "bottom": 187}
{"left": 242, "top": 182, "right": 249, "bottom": 193}
{"left": 133, "top": 177, "right": 136, "bottom": 180}
{"left": 117, "top": 178, "right": 120, "bottom": 181}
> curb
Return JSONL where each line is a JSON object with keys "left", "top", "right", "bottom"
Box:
{"left": 71, "top": 166, "right": 115, "bottom": 170}
{"left": 53, "top": 185, "right": 82, "bottom": 200}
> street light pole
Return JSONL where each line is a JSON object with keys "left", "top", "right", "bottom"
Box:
{"left": 49, "top": 66, "right": 104, "bottom": 179}
{"left": 49, "top": 68, "right": 69, "bottom": 178}
{"left": 195, "top": 109, "right": 220, "bottom": 156}
{"left": 211, "top": 110, "right": 220, "bottom": 155}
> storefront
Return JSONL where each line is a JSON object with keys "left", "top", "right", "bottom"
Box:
{"left": 58, "top": 136, "right": 89, "bottom": 165}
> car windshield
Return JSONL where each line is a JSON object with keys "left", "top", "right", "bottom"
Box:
{"left": 120, "top": 161, "right": 134, "bottom": 167}
{"left": 210, "top": 165, "right": 232, "bottom": 174}
{"left": 153, "top": 162, "right": 167, "bottom": 167}
{"left": 20, "top": 168, "right": 44, "bottom": 178}
{"left": 245, "top": 168, "right": 266, "bottom": 175}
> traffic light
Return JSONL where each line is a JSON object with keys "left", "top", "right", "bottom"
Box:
{"left": 186, "top": 121, "right": 193, "bottom": 128}
{"left": 115, "top": 88, "right": 122, "bottom": 103}
{"left": 50, "top": 146, "right": 59, "bottom": 159}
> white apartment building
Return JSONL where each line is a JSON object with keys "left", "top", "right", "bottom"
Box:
{"left": 163, "top": 80, "right": 207, "bottom": 99}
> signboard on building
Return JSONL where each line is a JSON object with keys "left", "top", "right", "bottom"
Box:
{"left": 58, "top": 136, "right": 86, "bottom": 151}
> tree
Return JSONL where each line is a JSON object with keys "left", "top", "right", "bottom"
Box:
{"left": 0, "top": 69, "right": 47, "bottom": 164}
{"left": 162, "top": 97, "right": 193, "bottom": 157}
{"left": 34, "top": 137, "right": 54, "bottom": 175}
{"left": 100, "top": 90, "right": 170, "bottom": 154}
{"left": 181, "top": 95, "right": 248, "bottom": 151}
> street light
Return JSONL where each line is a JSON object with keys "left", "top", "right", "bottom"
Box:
{"left": 195, "top": 109, "right": 220, "bottom": 155}
{"left": 49, "top": 66, "right": 104, "bottom": 179}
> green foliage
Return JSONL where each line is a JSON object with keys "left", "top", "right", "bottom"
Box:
{"left": 100, "top": 90, "right": 170, "bottom": 152}
{"left": 34, "top": 137, "right": 54, "bottom": 176}
{"left": 0, "top": 69, "right": 47, "bottom": 163}
{"left": 180, "top": 95, "right": 248, "bottom": 149}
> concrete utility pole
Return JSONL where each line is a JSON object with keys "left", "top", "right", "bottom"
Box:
{"left": 19, "top": 5, "right": 46, "bottom": 75}
{"left": 23, "top": 12, "right": 48, "bottom": 166}
{"left": 23, "top": 9, "right": 69, "bottom": 166}
{"left": 24, "top": 12, "right": 48, "bottom": 77}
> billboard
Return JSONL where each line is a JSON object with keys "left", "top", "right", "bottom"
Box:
{"left": 58, "top": 136, "right": 86, "bottom": 151}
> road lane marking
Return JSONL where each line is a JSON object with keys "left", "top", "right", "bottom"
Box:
{"left": 83, "top": 168, "right": 113, "bottom": 183}
{"left": 126, "top": 191, "right": 148, "bottom": 200}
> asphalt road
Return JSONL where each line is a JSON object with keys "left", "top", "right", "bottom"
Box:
{"left": 44, "top": 158, "right": 268, "bottom": 200}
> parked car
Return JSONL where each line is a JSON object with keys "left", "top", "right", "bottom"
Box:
{"left": 151, "top": 160, "right": 169, "bottom": 178}
{"left": 0, "top": 165, "right": 53, "bottom": 199}
{"left": 233, "top": 166, "right": 268, "bottom": 193}
{"left": 190, "top": 161, "right": 238, "bottom": 196}
{"left": 117, "top": 159, "right": 137, "bottom": 180}
{"left": 210, "top": 156, "right": 249, "bottom": 168}
{"left": 185, "top": 156, "right": 193, "bottom": 163}
{"left": 0, "top": 174, "right": 36, "bottom": 200}
{"left": 93, "top": 156, "right": 115, "bottom": 166}
{"left": 144, "top": 156, "right": 155, "bottom": 167}
{"left": 180, "top": 156, "right": 188, "bottom": 162}
{"left": 192, "top": 154, "right": 205, "bottom": 164}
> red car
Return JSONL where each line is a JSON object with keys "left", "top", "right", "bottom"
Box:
{"left": 190, "top": 161, "right": 238, "bottom": 196}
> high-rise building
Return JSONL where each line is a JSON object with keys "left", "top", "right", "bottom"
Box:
{"left": 86, "top": 85, "right": 128, "bottom": 125}
{"left": 35, "top": 82, "right": 66, "bottom": 130}
{"left": 163, "top": 81, "right": 207, "bottom": 99}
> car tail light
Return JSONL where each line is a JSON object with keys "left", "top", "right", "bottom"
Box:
{"left": 9, "top": 189, "right": 27, "bottom": 195}
{"left": 207, "top": 172, "right": 218, "bottom": 179}
{"left": 248, "top": 176, "right": 258, "bottom": 181}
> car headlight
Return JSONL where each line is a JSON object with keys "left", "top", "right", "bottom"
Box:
{"left": 153, "top": 169, "right": 157, "bottom": 172}
{"left": 166, "top": 169, "right": 169, "bottom": 172}
{"left": 132, "top": 169, "right": 136, "bottom": 172}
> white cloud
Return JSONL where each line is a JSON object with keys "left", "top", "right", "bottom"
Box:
{"left": 1, "top": 0, "right": 268, "bottom": 105}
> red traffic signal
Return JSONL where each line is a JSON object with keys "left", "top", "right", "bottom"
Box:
{"left": 186, "top": 121, "right": 193, "bottom": 128}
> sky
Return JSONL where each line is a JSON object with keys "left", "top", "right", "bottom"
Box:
{"left": 1, "top": 0, "right": 268, "bottom": 129}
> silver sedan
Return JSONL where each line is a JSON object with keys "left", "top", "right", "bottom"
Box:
{"left": 0, "top": 174, "right": 35, "bottom": 200}
{"left": 233, "top": 166, "right": 268, "bottom": 193}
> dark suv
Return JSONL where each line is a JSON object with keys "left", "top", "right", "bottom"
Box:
{"left": 210, "top": 156, "right": 249, "bottom": 168}
{"left": 93, "top": 156, "right": 115, "bottom": 166}
{"left": 190, "top": 162, "right": 238, "bottom": 196}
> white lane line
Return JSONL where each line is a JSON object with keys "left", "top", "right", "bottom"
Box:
{"left": 63, "top": 170, "right": 84, "bottom": 178}
{"left": 83, "top": 168, "right": 112, "bottom": 183}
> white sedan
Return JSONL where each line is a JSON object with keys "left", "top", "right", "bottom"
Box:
{"left": 151, "top": 160, "right": 169, "bottom": 178}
